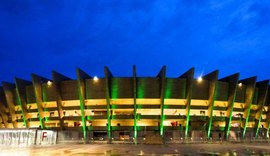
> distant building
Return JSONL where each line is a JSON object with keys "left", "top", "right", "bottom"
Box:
{"left": 0, "top": 66, "right": 269, "bottom": 144}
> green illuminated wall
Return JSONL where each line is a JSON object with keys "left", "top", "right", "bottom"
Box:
{"left": 137, "top": 78, "right": 145, "bottom": 98}
{"left": 111, "top": 78, "right": 119, "bottom": 99}
{"left": 110, "top": 78, "right": 133, "bottom": 99}
{"left": 137, "top": 78, "right": 160, "bottom": 98}
{"left": 215, "top": 81, "right": 229, "bottom": 101}
{"left": 165, "top": 78, "right": 186, "bottom": 99}
{"left": 42, "top": 83, "right": 58, "bottom": 102}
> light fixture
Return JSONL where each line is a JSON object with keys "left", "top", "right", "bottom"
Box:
{"left": 47, "top": 81, "right": 52, "bottom": 86}
{"left": 238, "top": 82, "right": 242, "bottom": 87}
{"left": 197, "top": 76, "right": 203, "bottom": 82}
{"left": 93, "top": 76, "right": 98, "bottom": 81}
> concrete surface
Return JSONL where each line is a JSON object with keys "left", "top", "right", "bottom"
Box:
{"left": 1, "top": 143, "right": 270, "bottom": 155}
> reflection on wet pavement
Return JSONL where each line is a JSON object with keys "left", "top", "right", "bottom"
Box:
{"left": 1, "top": 143, "right": 270, "bottom": 156}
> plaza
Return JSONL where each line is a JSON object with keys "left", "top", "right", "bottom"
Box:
{"left": 1, "top": 143, "right": 270, "bottom": 156}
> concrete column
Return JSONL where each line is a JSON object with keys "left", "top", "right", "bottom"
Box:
{"left": 157, "top": 66, "right": 166, "bottom": 137}
{"left": 52, "top": 71, "right": 71, "bottom": 129}
{"left": 14, "top": 78, "right": 31, "bottom": 128}
{"left": 32, "top": 74, "right": 51, "bottom": 129}
{"left": 239, "top": 77, "right": 257, "bottom": 138}
{"left": 0, "top": 87, "right": 9, "bottom": 128}
{"left": 132, "top": 65, "right": 138, "bottom": 144}
{"left": 219, "top": 73, "right": 239, "bottom": 140}
{"left": 104, "top": 66, "right": 113, "bottom": 144}
{"left": 76, "top": 68, "right": 91, "bottom": 142}
{"left": 179, "top": 68, "right": 194, "bottom": 139}
{"left": 2, "top": 82, "right": 17, "bottom": 128}
{"left": 203, "top": 70, "right": 219, "bottom": 139}
{"left": 266, "top": 90, "right": 270, "bottom": 138}
{"left": 254, "top": 80, "right": 269, "bottom": 138}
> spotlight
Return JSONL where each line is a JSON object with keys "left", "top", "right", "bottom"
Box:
{"left": 197, "top": 76, "right": 203, "bottom": 82}
{"left": 93, "top": 76, "right": 99, "bottom": 81}
{"left": 47, "top": 81, "right": 52, "bottom": 86}
{"left": 238, "top": 82, "right": 242, "bottom": 87}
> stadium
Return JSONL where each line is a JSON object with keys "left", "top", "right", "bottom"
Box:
{"left": 0, "top": 66, "right": 269, "bottom": 145}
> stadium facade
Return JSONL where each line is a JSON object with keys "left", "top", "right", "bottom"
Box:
{"left": 0, "top": 66, "right": 269, "bottom": 144}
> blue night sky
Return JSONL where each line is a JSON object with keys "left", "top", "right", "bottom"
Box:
{"left": 0, "top": 0, "right": 270, "bottom": 82}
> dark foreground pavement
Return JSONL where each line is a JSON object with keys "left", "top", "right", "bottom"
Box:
{"left": 1, "top": 143, "right": 270, "bottom": 156}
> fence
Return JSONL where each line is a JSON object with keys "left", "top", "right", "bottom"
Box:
{"left": 0, "top": 129, "right": 57, "bottom": 146}
{"left": 1, "top": 129, "right": 270, "bottom": 146}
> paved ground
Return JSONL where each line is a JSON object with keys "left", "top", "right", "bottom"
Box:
{"left": 1, "top": 143, "right": 270, "bottom": 155}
